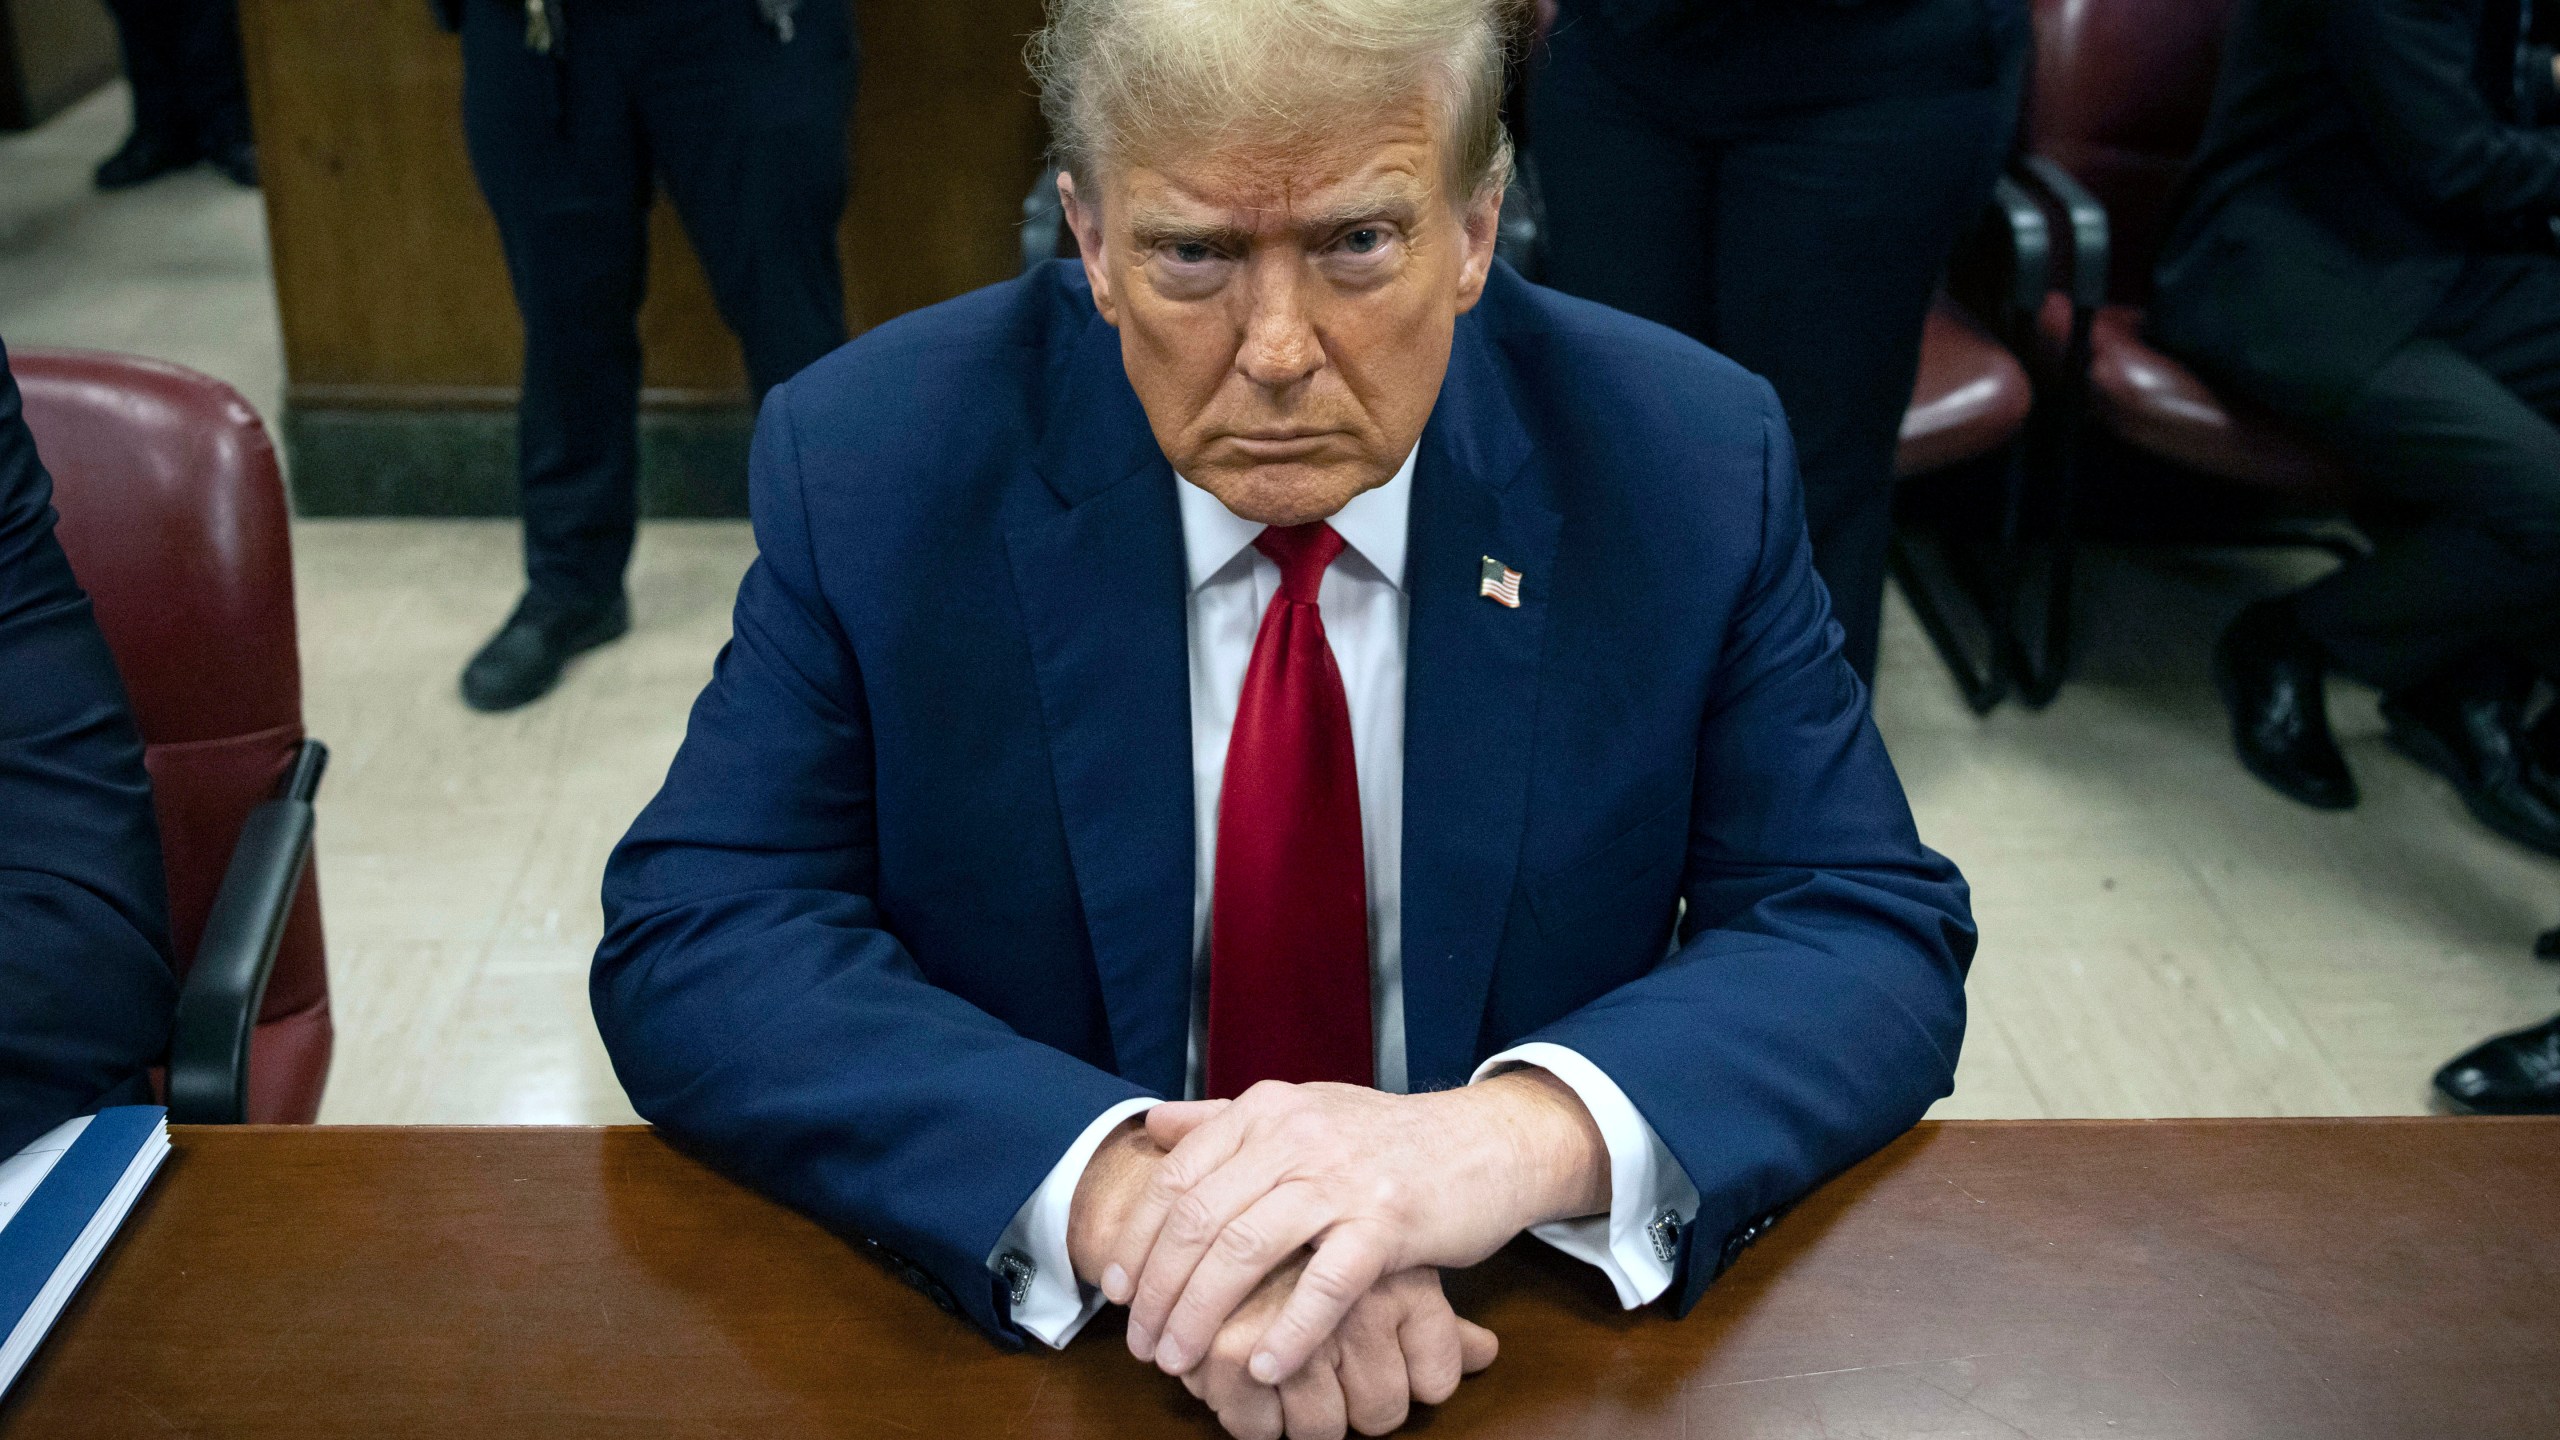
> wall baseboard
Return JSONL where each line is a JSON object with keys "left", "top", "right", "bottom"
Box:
{"left": 284, "top": 406, "right": 753, "bottom": 519}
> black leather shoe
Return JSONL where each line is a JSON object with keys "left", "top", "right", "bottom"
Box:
{"left": 2212, "top": 599, "right": 2356, "bottom": 809}
{"left": 2381, "top": 674, "right": 2560, "bottom": 859}
{"left": 460, "top": 591, "right": 629, "bottom": 713}
{"left": 207, "top": 136, "right": 258, "bottom": 188}
{"left": 94, "top": 129, "right": 200, "bottom": 190}
{"left": 2435, "top": 1014, "right": 2560, "bottom": 1115}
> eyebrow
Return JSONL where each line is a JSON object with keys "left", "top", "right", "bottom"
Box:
{"left": 1124, "top": 179, "right": 1432, "bottom": 250}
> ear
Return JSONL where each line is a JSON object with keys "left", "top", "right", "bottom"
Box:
{"left": 1059, "top": 170, "right": 1121, "bottom": 328}
{"left": 1452, "top": 181, "right": 1504, "bottom": 315}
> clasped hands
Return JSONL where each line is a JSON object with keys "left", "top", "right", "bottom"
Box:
{"left": 1064, "top": 1069, "right": 1610, "bottom": 1439}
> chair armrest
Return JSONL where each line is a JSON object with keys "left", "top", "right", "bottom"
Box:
{"left": 1496, "top": 153, "right": 1548, "bottom": 281}
{"left": 2014, "top": 155, "right": 2110, "bottom": 313}
{"left": 167, "top": 740, "right": 328, "bottom": 1124}
{"left": 1021, "top": 164, "right": 1065, "bottom": 278}
{"left": 1948, "top": 173, "right": 2053, "bottom": 334}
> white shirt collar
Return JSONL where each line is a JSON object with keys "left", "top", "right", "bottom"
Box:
{"left": 1175, "top": 447, "right": 1415, "bottom": 594}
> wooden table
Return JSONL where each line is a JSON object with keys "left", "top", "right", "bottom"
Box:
{"left": 5, "top": 1120, "right": 2555, "bottom": 1438}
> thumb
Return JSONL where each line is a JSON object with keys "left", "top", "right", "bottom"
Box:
{"left": 1458, "top": 1318, "right": 1499, "bottom": 1374}
{"left": 1144, "top": 1099, "right": 1228, "bottom": 1147}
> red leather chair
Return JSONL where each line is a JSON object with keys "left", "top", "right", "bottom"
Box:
{"left": 1889, "top": 175, "right": 2049, "bottom": 713}
{"left": 15, "top": 349, "right": 333, "bottom": 1125}
{"left": 2010, "top": 0, "right": 2352, "bottom": 699}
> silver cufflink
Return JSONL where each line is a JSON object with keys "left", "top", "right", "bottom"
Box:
{"left": 997, "top": 1249, "right": 1037, "bottom": 1309}
{"left": 1647, "top": 1208, "right": 1682, "bottom": 1265}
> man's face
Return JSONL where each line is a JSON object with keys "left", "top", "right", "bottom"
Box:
{"left": 1061, "top": 91, "right": 1503, "bottom": 527}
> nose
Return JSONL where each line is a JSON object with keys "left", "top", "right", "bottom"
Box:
{"left": 1235, "top": 254, "right": 1322, "bottom": 391}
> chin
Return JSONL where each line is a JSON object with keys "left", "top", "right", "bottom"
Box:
{"left": 1196, "top": 460, "right": 1375, "bottom": 528}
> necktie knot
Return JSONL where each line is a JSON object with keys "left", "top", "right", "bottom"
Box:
{"left": 1254, "top": 522, "right": 1347, "bottom": 606}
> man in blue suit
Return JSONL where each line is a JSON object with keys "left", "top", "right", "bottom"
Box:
{"left": 0, "top": 338, "right": 177, "bottom": 1158}
{"left": 595, "top": 1, "right": 1973, "bottom": 1435}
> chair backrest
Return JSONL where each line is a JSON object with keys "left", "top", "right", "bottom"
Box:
{"left": 14, "top": 349, "right": 332, "bottom": 1124}
{"left": 2029, "top": 0, "right": 2238, "bottom": 303}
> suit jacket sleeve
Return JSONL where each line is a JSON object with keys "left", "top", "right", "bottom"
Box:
{"left": 592, "top": 381, "right": 1154, "bottom": 1347}
{"left": 2326, "top": 0, "right": 2560, "bottom": 226}
{"left": 0, "top": 345, "right": 176, "bottom": 1158}
{"left": 1508, "top": 381, "right": 1975, "bottom": 1315}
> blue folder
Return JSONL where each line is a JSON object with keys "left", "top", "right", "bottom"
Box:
{"left": 0, "top": 1106, "right": 169, "bottom": 1397}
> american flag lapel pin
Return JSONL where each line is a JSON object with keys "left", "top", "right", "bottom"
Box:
{"left": 1478, "top": 555, "right": 1522, "bottom": 608}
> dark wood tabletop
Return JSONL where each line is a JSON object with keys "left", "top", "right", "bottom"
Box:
{"left": 3, "top": 1119, "right": 2554, "bottom": 1438}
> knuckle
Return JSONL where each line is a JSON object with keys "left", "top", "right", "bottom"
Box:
{"left": 1167, "top": 1192, "right": 1221, "bottom": 1243}
{"left": 1215, "top": 1218, "right": 1268, "bottom": 1261}
{"left": 1352, "top": 1400, "right": 1410, "bottom": 1436}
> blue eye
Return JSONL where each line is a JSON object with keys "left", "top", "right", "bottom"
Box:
{"left": 1341, "top": 228, "right": 1384, "bottom": 255}
{"left": 1170, "top": 241, "right": 1216, "bottom": 264}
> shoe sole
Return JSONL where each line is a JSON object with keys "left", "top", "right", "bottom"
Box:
{"left": 2211, "top": 636, "right": 2357, "bottom": 811}
{"left": 2384, "top": 719, "right": 2560, "bottom": 861}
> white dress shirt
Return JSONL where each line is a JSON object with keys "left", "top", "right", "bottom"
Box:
{"left": 991, "top": 452, "right": 1700, "bottom": 1347}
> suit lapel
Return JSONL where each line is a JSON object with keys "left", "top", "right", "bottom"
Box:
{"left": 1400, "top": 317, "right": 1559, "bottom": 1090}
{"left": 1004, "top": 309, "right": 1194, "bottom": 1099}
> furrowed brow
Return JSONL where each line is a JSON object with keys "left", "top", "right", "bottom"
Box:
{"left": 1300, "top": 189, "right": 1426, "bottom": 236}
{"left": 1125, "top": 208, "right": 1250, "bottom": 250}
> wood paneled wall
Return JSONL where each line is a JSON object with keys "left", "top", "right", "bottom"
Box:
{"left": 1, "top": 0, "right": 119, "bottom": 130}
{"left": 236, "top": 0, "right": 1053, "bottom": 411}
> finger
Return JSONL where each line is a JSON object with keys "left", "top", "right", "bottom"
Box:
{"left": 1247, "top": 1223, "right": 1395, "bottom": 1386}
{"left": 1204, "top": 1332, "right": 1286, "bottom": 1440}
{"left": 1399, "top": 1299, "right": 1465, "bottom": 1408}
{"left": 1111, "top": 1108, "right": 1252, "bottom": 1347}
{"left": 1156, "top": 1187, "right": 1331, "bottom": 1377}
{"left": 1129, "top": 1155, "right": 1303, "bottom": 1372}
{"left": 1334, "top": 1301, "right": 1411, "bottom": 1436}
{"left": 1215, "top": 1389, "right": 1285, "bottom": 1440}
{"left": 1457, "top": 1317, "right": 1499, "bottom": 1375}
{"left": 1277, "top": 1353, "right": 1349, "bottom": 1440}
{"left": 1144, "top": 1099, "right": 1228, "bottom": 1148}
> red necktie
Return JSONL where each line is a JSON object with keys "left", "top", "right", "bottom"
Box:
{"left": 1206, "top": 522, "right": 1374, "bottom": 1099}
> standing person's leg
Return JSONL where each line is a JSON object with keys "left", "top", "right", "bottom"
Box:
{"left": 96, "top": 0, "right": 200, "bottom": 188}
{"left": 1526, "top": 22, "right": 1719, "bottom": 361}
{"left": 1702, "top": 78, "right": 2012, "bottom": 684}
{"left": 173, "top": 0, "right": 256, "bottom": 185}
{"left": 633, "top": 0, "right": 855, "bottom": 404}
{"left": 458, "top": 0, "right": 649, "bottom": 710}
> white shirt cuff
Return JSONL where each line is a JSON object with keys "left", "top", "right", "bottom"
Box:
{"left": 988, "top": 1096, "right": 1161, "bottom": 1348}
{"left": 1471, "top": 1042, "right": 1700, "bottom": 1309}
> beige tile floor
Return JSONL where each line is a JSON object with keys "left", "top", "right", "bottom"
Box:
{"left": 8, "top": 86, "right": 2557, "bottom": 1126}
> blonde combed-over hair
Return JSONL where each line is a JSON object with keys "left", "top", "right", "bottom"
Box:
{"left": 1029, "top": 0, "right": 1527, "bottom": 200}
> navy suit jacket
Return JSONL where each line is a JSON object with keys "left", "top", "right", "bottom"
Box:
{"left": 0, "top": 339, "right": 175, "bottom": 1157}
{"left": 595, "top": 261, "right": 1975, "bottom": 1346}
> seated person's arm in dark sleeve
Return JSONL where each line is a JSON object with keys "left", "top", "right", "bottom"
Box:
{"left": 0, "top": 344, "right": 176, "bottom": 1157}
{"left": 592, "top": 382, "right": 1154, "bottom": 1346}
{"left": 1512, "top": 379, "right": 1976, "bottom": 1313}
{"left": 2326, "top": 0, "right": 2560, "bottom": 224}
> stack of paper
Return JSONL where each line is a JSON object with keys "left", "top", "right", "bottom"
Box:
{"left": 0, "top": 1107, "right": 169, "bottom": 1397}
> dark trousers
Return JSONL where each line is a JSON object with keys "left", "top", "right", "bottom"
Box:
{"left": 2290, "top": 254, "right": 2560, "bottom": 692}
{"left": 102, "top": 0, "right": 250, "bottom": 148}
{"left": 1529, "top": 1, "right": 2025, "bottom": 682}
{"left": 462, "top": 0, "right": 854, "bottom": 607}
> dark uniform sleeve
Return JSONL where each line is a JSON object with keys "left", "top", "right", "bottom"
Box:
{"left": 2325, "top": 0, "right": 2560, "bottom": 224}
{"left": 0, "top": 340, "right": 176, "bottom": 1157}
